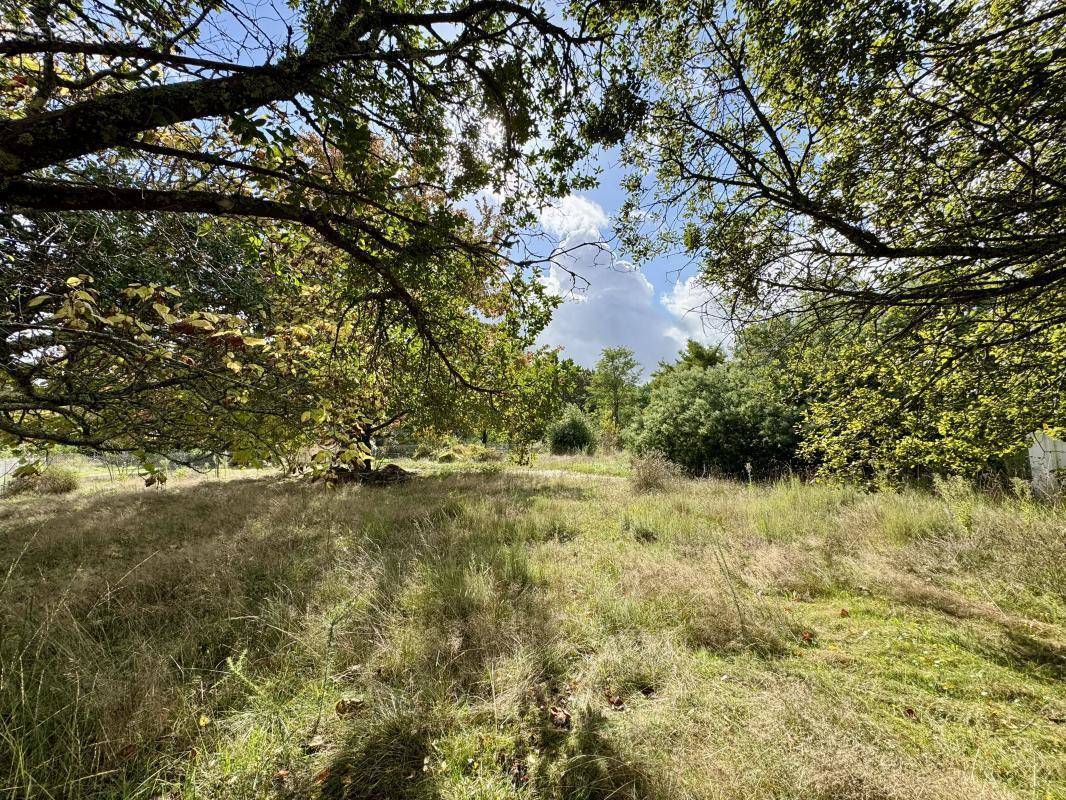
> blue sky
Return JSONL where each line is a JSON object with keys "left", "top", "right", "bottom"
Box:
{"left": 533, "top": 150, "right": 730, "bottom": 374}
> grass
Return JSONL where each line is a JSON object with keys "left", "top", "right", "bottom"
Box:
{"left": 0, "top": 457, "right": 1063, "bottom": 799}
{"left": 525, "top": 452, "right": 632, "bottom": 478}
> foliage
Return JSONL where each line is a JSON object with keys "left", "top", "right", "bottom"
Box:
{"left": 547, "top": 404, "right": 598, "bottom": 455}
{"left": 656, "top": 340, "right": 725, "bottom": 375}
{"left": 0, "top": 194, "right": 565, "bottom": 472}
{"left": 589, "top": 347, "right": 643, "bottom": 429}
{"left": 553, "top": 357, "right": 594, "bottom": 411}
{"left": 0, "top": 215, "right": 309, "bottom": 463}
{"left": 792, "top": 311, "right": 1066, "bottom": 483}
{"left": 629, "top": 342, "right": 802, "bottom": 477}
{"left": 604, "top": 0, "right": 1066, "bottom": 348}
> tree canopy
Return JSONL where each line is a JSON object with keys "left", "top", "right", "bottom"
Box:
{"left": 602, "top": 0, "right": 1066, "bottom": 347}
{"left": 589, "top": 346, "right": 642, "bottom": 430}
{"left": 0, "top": 0, "right": 596, "bottom": 464}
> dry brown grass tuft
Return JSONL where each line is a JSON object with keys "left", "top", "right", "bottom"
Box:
{"left": 629, "top": 449, "right": 683, "bottom": 493}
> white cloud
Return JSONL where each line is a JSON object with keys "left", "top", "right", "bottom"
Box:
{"left": 535, "top": 196, "right": 735, "bottom": 373}
{"left": 660, "top": 276, "right": 733, "bottom": 348}
{"left": 539, "top": 195, "right": 611, "bottom": 239}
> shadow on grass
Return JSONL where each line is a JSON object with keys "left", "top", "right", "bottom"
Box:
{"left": 1, "top": 470, "right": 638, "bottom": 799}
{"left": 317, "top": 710, "right": 437, "bottom": 800}
{"left": 981, "top": 628, "right": 1066, "bottom": 682}
{"left": 540, "top": 708, "right": 657, "bottom": 800}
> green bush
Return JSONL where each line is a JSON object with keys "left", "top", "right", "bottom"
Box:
{"left": 547, "top": 405, "right": 598, "bottom": 455}
{"left": 628, "top": 362, "right": 800, "bottom": 477}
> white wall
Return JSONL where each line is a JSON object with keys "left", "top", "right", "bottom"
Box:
{"left": 1028, "top": 431, "right": 1066, "bottom": 496}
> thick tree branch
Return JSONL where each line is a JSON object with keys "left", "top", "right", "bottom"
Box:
{"left": 1, "top": 178, "right": 496, "bottom": 391}
{"left": 0, "top": 37, "right": 260, "bottom": 72}
{"left": 0, "top": 63, "right": 310, "bottom": 176}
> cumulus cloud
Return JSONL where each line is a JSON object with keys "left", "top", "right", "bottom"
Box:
{"left": 535, "top": 196, "right": 731, "bottom": 372}
{"left": 660, "top": 276, "right": 733, "bottom": 348}
{"left": 539, "top": 195, "right": 610, "bottom": 239}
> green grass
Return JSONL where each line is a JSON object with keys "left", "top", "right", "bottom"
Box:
{"left": 1, "top": 458, "right": 1063, "bottom": 799}
{"left": 525, "top": 453, "right": 632, "bottom": 477}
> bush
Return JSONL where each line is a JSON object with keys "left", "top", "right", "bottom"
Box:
{"left": 547, "top": 405, "right": 598, "bottom": 455}
{"left": 630, "top": 449, "right": 682, "bottom": 493}
{"left": 628, "top": 362, "right": 801, "bottom": 477}
{"left": 4, "top": 466, "right": 80, "bottom": 497}
{"left": 414, "top": 440, "right": 506, "bottom": 463}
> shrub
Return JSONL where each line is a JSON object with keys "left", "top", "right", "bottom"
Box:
{"left": 547, "top": 405, "right": 597, "bottom": 455}
{"left": 412, "top": 441, "right": 436, "bottom": 460}
{"left": 4, "top": 466, "right": 80, "bottom": 497}
{"left": 630, "top": 449, "right": 682, "bottom": 493}
{"left": 597, "top": 418, "right": 622, "bottom": 453}
{"left": 628, "top": 362, "right": 801, "bottom": 477}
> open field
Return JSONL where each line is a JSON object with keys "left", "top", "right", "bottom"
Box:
{"left": 1, "top": 459, "right": 1064, "bottom": 800}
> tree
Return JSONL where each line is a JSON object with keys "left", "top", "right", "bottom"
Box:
{"left": 628, "top": 350, "right": 801, "bottom": 477}
{"left": 554, "top": 357, "right": 593, "bottom": 411}
{"left": 589, "top": 346, "right": 642, "bottom": 429}
{"left": 792, "top": 311, "right": 1066, "bottom": 482}
{"left": 651, "top": 340, "right": 725, "bottom": 381}
{"left": 0, "top": 0, "right": 595, "bottom": 462}
{"left": 598, "top": 0, "right": 1066, "bottom": 349}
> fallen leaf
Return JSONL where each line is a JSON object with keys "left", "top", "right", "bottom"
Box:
{"left": 603, "top": 688, "right": 624, "bottom": 710}
{"left": 273, "top": 769, "right": 290, "bottom": 783}
{"left": 839, "top": 608, "right": 850, "bottom": 618}
{"left": 549, "top": 705, "right": 571, "bottom": 729}
{"left": 313, "top": 766, "right": 330, "bottom": 784}
{"left": 335, "top": 696, "right": 365, "bottom": 716}
{"left": 904, "top": 707, "right": 918, "bottom": 719}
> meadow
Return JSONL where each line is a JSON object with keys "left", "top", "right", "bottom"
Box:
{"left": 1, "top": 457, "right": 1063, "bottom": 800}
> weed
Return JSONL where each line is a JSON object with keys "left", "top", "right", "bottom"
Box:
{"left": 629, "top": 450, "right": 682, "bottom": 493}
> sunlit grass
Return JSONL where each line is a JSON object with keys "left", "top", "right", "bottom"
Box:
{"left": 0, "top": 460, "right": 1063, "bottom": 799}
